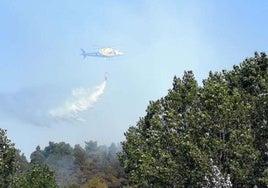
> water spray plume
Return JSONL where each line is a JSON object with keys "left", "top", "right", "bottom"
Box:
{"left": 50, "top": 81, "right": 107, "bottom": 121}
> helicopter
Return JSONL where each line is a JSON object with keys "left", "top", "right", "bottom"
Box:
{"left": 80, "top": 47, "right": 123, "bottom": 59}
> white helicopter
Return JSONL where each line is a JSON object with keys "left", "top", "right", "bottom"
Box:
{"left": 80, "top": 47, "right": 123, "bottom": 59}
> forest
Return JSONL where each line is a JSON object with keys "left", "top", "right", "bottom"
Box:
{"left": 1, "top": 52, "right": 268, "bottom": 187}
{"left": 0, "top": 132, "right": 128, "bottom": 187}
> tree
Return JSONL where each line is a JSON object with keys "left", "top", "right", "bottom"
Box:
{"left": 43, "top": 142, "right": 73, "bottom": 157}
{"left": 119, "top": 53, "right": 268, "bottom": 187}
{"left": 85, "top": 141, "right": 98, "bottom": 158}
{"left": 107, "top": 143, "right": 120, "bottom": 161}
{"left": 16, "top": 150, "right": 30, "bottom": 172}
{"left": 15, "top": 164, "right": 58, "bottom": 188}
{"left": 28, "top": 141, "right": 127, "bottom": 187}
{"left": 0, "top": 128, "right": 58, "bottom": 187}
{"left": 73, "top": 144, "right": 91, "bottom": 184}
{"left": 41, "top": 142, "right": 75, "bottom": 187}
{"left": 120, "top": 71, "right": 209, "bottom": 187}
{"left": 0, "top": 128, "right": 18, "bottom": 187}
{"left": 30, "top": 145, "right": 45, "bottom": 165}
{"left": 200, "top": 71, "right": 259, "bottom": 186}
{"left": 73, "top": 144, "right": 89, "bottom": 170}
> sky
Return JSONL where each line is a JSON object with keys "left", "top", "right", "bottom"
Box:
{"left": 1, "top": 1, "right": 268, "bottom": 159}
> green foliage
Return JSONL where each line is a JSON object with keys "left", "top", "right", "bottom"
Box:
{"left": 16, "top": 150, "right": 30, "bottom": 172}
{"left": 73, "top": 144, "right": 89, "bottom": 168}
{"left": 0, "top": 127, "right": 126, "bottom": 187}
{"left": 119, "top": 53, "right": 268, "bottom": 187}
{"left": 43, "top": 141, "right": 73, "bottom": 157}
{"left": 15, "top": 164, "right": 58, "bottom": 188}
{"left": 85, "top": 141, "right": 98, "bottom": 158}
{"left": 0, "top": 129, "right": 59, "bottom": 188}
{"left": 259, "top": 168, "right": 268, "bottom": 186}
{"left": 71, "top": 142, "right": 127, "bottom": 187}
{"left": 0, "top": 128, "right": 18, "bottom": 187}
{"left": 29, "top": 141, "right": 127, "bottom": 187}
{"left": 30, "top": 145, "right": 46, "bottom": 165}
{"left": 30, "top": 142, "right": 76, "bottom": 187}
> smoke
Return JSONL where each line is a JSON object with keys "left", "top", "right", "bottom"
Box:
{"left": 0, "top": 81, "right": 107, "bottom": 126}
{"left": 49, "top": 81, "right": 106, "bottom": 122}
{"left": 0, "top": 86, "right": 64, "bottom": 127}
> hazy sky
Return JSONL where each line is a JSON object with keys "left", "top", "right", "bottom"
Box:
{"left": 1, "top": 1, "right": 268, "bottom": 158}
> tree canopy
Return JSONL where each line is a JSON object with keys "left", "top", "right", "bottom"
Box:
{"left": 0, "top": 129, "right": 127, "bottom": 187}
{"left": 119, "top": 52, "right": 268, "bottom": 187}
{"left": 0, "top": 128, "right": 58, "bottom": 187}
{"left": 0, "top": 129, "right": 17, "bottom": 187}
{"left": 30, "top": 141, "right": 127, "bottom": 187}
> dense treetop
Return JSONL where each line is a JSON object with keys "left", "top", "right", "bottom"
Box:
{"left": 119, "top": 52, "right": 268, "bottom": 187}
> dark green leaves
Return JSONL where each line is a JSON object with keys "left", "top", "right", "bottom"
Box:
{"left": 120, "top": 52, "right": 268, "bottom": 187}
